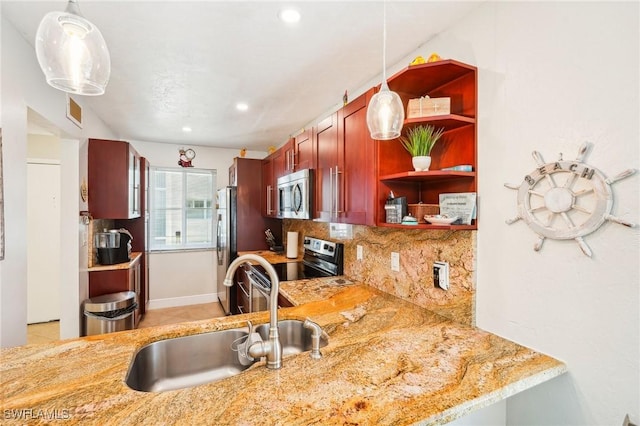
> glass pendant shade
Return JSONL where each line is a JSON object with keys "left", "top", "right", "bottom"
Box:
{"left": 366, "top": 81, "right": 405, "bottom": 140}
{"left": 35, "top": 0, "right": 110, "bottom": 96}
{"left": 366, "top": 1, "right": 404, "bottom": 140}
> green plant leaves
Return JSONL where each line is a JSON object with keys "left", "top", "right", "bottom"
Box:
{"left": 399, "top": 125, "right": 444, "bottom": 157}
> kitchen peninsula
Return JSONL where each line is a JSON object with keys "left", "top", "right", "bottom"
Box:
{"left": 1, "top": 279, "right": 565, "bottom": 425}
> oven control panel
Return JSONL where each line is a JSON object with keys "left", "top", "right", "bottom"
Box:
{"left": 303, "top": 237, "right": 338, "bottom": 257}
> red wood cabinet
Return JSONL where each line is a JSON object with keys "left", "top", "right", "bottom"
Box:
{"left": 294, "top": 129, "right": 314, "bottom": 171}
{"left": 261, "top": 157, "right": 277, "bottom": 217}
{"left": 88, "top": 255, "right": 141, "bottom": 326}
{"left": 314, "top": 91, "right": 376, "bottom": 225}
{"left": 314, "top": 113, "right": 338, "bottom": 221}
{"left": 376, "top": 60, "right": 478, "bottom": 229}
{"left": 88, "top": 139, "right": 141, "bottom": 219}
{"left": 337, "top": 90, "right": 377, "bottom": 225}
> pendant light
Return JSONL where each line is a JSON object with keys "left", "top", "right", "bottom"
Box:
{"left": 366, "top": 0, "right": 404, "bottom": 140}
{"left": 35, "top": 0, "right": 110, "bottom": 96}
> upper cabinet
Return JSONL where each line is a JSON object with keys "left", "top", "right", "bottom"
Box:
{"left": 376, "top": 59, "right": 478, "bottom": 229}
{"left": 293, "top": 129, "right": 314, "bottom": 172}
{"left": 315, "top": 90, "right": 377, "bottom": 225}
{"left": 261, "top": 157, "right": 277, "bottom": 218}
{"left": 89, "top": 139, "right": 141, "bottom": 219}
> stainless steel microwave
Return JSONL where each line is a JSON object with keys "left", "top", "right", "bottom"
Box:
{"left": 277, "top": 169, "right": 313, "bottom": 219}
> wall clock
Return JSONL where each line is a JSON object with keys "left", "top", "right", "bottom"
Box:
{"left": 505, "top": 142, "right": 637, "bottom": 257}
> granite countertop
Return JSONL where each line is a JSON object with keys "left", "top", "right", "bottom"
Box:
{"left": 87, "top": 252, "right": 142, "bottom": 272}
{"left": 1, "top": 281, "right": 566, "bottom": 425}
{"left": 238, "top": 249, "right": 302, "bottom": 264}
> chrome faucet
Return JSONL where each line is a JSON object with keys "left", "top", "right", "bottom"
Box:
{"left": 224, "top": 254, "right": 282, "bottom": 369}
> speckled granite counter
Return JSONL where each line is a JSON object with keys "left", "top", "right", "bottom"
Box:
{"left": 1, "top": 283, "right": 566, "bottom": 425}
{"left": 87, "top": 252, "right": 142, "bottom": 272}
{"left": 238, "top": 249, "right": 302, "bottom": 264}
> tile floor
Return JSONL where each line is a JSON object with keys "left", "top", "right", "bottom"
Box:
{"left": 138, "top": 302, "right": 226, "bottom": 328}
{"left": 26, "top": 302, "right": 226, "bottom": 344}
{"left": 27, "top": 321, "right": 60, "bottom": 345}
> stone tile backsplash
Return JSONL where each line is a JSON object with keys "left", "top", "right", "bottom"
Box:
{"left": 284, "top": 220, "right": 476, "bottom": 325}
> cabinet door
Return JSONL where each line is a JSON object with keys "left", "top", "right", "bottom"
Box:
{"left": 294, "top": 130, "right": 313, "bottom": 171}
{"left": 281, "top": 139, "right": 295, "bottom": 174}
{"left": 88, "top": 269, "right": 129, "bottom": 297}
{"left": 272, "top": 146, "right": 286, "bottom": 180}
{"left": 338, "top": 91, "right": 376, "bottom": 225}
{"left": 314, "top": 113, "right": 338, "bottom": 221}
{"left": 89, "top": 139, "right": 140, "bottom": 219}
{"left": 261, "top": 158, "right": 276, "bottom": 217}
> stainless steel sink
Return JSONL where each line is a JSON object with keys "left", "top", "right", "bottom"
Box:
{"left": 125, "top": 320, "right": 329, "bottom": 392}
{"left": 255, "top": 320, "right": 328, "bottom": 357}
{"left": 125, "top": 329, "right": 251, "bottom": 392}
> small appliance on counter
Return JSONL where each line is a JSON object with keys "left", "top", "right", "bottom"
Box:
{"left": 95, "top": 228, "right": 133, "bottom": 265}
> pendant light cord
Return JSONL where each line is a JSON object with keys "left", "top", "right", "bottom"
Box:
{"left": 382, "top": 0, "right": 388, "bottom": 86}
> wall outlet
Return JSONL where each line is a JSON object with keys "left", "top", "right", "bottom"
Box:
{"left": 434, "top": 261, "right": 449, "bottom": 290}
{"left": 356, "top": 245, "right": 363, "bottom": 261}
{"left": 391, "top": 252, "right": 400, "bottom": 272}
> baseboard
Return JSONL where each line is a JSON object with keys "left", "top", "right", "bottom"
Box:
{"left": 148, "top": 293, "right": 218, "bottom": 310}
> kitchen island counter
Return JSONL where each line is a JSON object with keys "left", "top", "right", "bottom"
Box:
{"left": 1, "top": 282, "right": 565, "bottom": 425}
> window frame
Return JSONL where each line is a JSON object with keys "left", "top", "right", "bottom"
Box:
{"left": 149, "top": 166, "right": 216, "bottom": 252}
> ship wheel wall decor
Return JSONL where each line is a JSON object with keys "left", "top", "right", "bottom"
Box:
{"left": 505, "top": 142, "right": 637, "bottom": 257}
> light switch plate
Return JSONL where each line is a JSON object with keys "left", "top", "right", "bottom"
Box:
{"left": 356, "top": 245, "right": 363, "bottom": 261}
{"left": 434, "top": 261, "right": 449, "bottom": 290}
{"left": 391, "top": 252, "right": 400, "bottom": 272}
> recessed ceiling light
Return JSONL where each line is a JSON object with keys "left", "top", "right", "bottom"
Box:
{"left": 279, "top": 8, "right": 301, "bottom": 24}
{"left": 182, "top": 126, "right": 192, "bottom": 133}
{"left": 236, "top": 102, "right": 249, "bottom": 111}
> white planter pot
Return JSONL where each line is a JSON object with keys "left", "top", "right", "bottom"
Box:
{"left": 412, "top": 156, "right": 432, "bottom": 171}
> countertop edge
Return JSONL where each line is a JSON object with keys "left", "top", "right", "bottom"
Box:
{"left": 416, "top": 364, "right": 569, "bottom": 425}
{"left": 87, "top": 252, "right": 142, "bottom": 272}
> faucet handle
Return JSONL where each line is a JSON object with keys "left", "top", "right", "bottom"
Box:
{"left": 303, "top": 318, "right": 326, "bottom": 360}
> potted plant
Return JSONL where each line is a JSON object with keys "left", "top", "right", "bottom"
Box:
{"left": 399, "top": 124, "right": 445, "bottom": 171}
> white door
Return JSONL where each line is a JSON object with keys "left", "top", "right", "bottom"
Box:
{"left": 27, "top": 161, "right": 61, "bottom": 324}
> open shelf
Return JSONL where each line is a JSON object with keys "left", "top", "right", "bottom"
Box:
{"left": 377, "top": 222, "right": 477, "bottom": 231}
{"left": 375, "top": 59, "right": 478, "bottom": 229}
{"left": 380, "top": 170, "right": 475, "bottom": 183}
{"left": 404, "top": 114, "right": 475, "bottom": 131}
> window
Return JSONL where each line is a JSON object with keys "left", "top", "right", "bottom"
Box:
{"left": 149, "top": 167, "right": 216, "bottom": 251}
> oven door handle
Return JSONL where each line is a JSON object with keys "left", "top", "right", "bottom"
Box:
{"left": 246, "top": 271, "right": 271, "bottom": 294}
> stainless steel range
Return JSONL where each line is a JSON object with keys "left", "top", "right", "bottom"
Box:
{"left": 243, "top": 236, "right": 344, "bottom": 313}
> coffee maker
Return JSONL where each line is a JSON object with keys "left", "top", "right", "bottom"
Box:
{"left": 95, "top": 229, "right": 133, "bottom": 265}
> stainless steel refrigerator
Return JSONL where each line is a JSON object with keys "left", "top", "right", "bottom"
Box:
{"left": 216, "top": 186, "right": 237, "bottom": 315}
{"left": 216, "top": 182, "right": 280, "bottom": 315}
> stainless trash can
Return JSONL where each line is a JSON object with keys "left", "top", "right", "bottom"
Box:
{"left": 83, "top": 291, "right": 137, "bottom": 336}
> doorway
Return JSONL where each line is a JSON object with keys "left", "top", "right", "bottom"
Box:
{"left": 27, "top": 160, "right": 61, "bottom": 325}
{"left": 25, "top": 108, "right": 83, "bottom": 342}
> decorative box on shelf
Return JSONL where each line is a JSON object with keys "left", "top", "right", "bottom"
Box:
{"left": 407, "top": 96, "right": 451, "bottom": 118}
{"left": 408, "top": 203, "right": 439, "bottom": 223}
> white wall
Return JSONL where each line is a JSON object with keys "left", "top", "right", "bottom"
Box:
{"left": 0, "top": 16, "right": 118, "bottom": 347}
{"left": 418, "top": 2, "right": 638, "bottom": 425}
{"left": 129, "top": 139, "right": 268, "bottom": 308}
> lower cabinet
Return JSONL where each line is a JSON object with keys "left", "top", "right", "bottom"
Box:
{"left": 88, "top": 255, "right": 142, "bottom": 327}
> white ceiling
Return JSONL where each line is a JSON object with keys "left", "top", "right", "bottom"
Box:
{"left": 2, "top": 1, "right": 481, "bottom": 151}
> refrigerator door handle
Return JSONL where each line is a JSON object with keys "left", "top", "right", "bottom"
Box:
{"left": 216, "top": 213, "right": 223, "bottom": 265}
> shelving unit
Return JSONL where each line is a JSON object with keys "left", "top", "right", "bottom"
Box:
{"left": 375, "top": 60, "right": 478, "bottom": 229}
